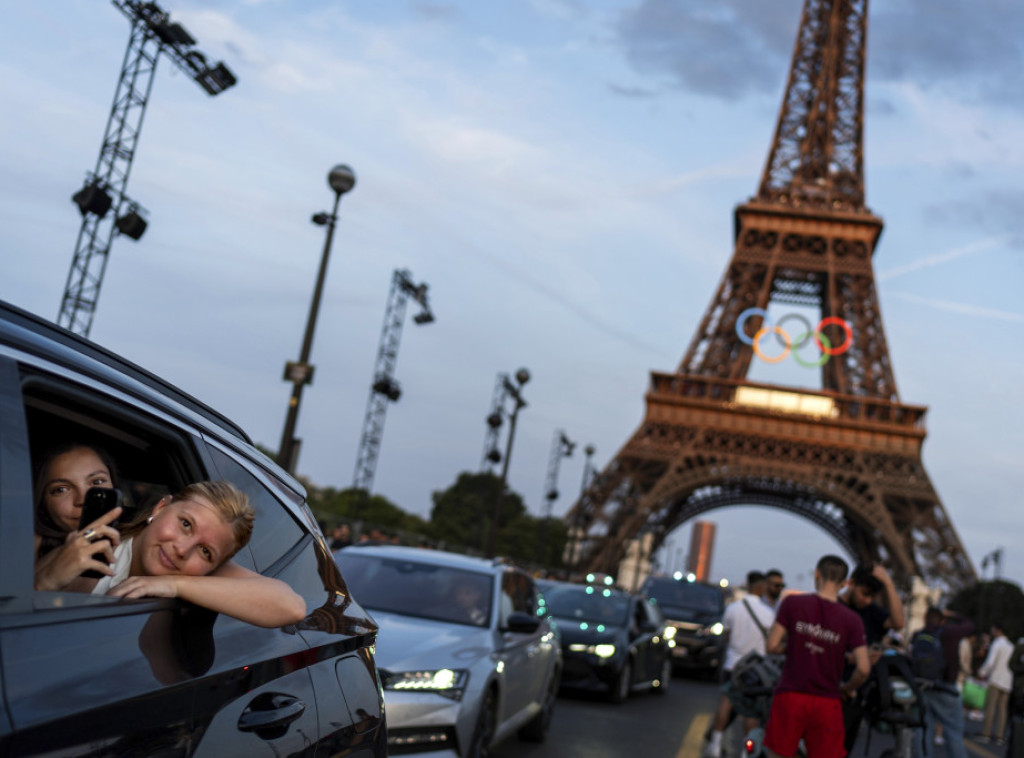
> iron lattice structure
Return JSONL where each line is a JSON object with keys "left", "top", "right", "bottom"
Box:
{"left": 59, "top": 0, "right": 236, "bottom": 338}
{"left": 352, "top": 269, "right": 433, "bottom": 495}
{"left": 565, "top": 0, "right": 975, "bottom": 591}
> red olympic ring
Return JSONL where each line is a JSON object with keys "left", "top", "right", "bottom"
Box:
{"left": 814, "top": 316, "right": 853, "bottom": 356}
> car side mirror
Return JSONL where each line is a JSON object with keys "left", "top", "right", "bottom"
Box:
{"left": 504, "top": 611, "right": 541, "bottom": 634}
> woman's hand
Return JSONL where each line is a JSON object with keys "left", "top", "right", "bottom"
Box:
{"left": 34, "top": 507, "right": 123, "bottom": 591}
{"left": 108, "top": 575, "right": 182, "bottom": 600}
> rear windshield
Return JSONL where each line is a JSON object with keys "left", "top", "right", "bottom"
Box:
{"left": 336, "top": 552, "right": 494, "bottom": 628}
{"left": 643, "top": 578, "right": 723, "bottom": 613}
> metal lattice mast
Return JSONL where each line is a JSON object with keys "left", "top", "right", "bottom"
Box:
{"left": 352, "top": 269, "right": 434, "bottom": 494}
{"left": 59, "top": 0, "right": 236, "bottom": 337}
{"left": 541, "top": 430, "right": 575, "bottom": 518}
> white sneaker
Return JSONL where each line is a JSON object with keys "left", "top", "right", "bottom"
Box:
{"left": 702, "top": 740, "right": 722, "bottom": 758}
{"left": 935, "top": 735, "right": 945, "bottom": 745}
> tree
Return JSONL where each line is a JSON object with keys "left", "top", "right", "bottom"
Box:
{"left": 429, "top": 471, "right": 524, "bottom": 552}
{"left": 429, "top": 471, "right": 569, "bottom": 567}
{"left": 307, "top": 485, "right": 429, "bottom": 535}
{"left": 949, "top": 579, "right": 1024, "bottom": 641}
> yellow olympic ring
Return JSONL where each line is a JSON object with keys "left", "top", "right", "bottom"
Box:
{"left": 752, "top": 326, "right": 790, "bottom": 363}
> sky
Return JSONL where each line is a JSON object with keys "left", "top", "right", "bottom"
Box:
{"left": 2, "top": 0, "right": 1022, "bottom": 594}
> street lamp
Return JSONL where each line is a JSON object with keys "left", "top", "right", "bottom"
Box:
{"left": 486, "top": 367, "right": 530, "bottom": 558}
{"left": 276, "top": 164, "right": 356, "bottom": 474}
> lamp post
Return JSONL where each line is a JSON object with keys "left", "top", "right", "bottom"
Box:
{"left": 486, "top": 368, "right": 530, "bottom": 558}
{"left": 277, "top": 164, "right": 356, "bottom": 474}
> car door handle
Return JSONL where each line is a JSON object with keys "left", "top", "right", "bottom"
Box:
{"left": 238, "top": 692, "right": 306, "bottom": 739}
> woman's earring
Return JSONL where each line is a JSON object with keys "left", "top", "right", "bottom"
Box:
{"left": 147, "top": 515, "right": 153, "bottom": 524}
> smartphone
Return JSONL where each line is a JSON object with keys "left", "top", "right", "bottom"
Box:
{"left": 78, "top": 487, "right": 123, "bottom": 579}
{"left": 78, "top": 487, "right": 124, "bottom": 530}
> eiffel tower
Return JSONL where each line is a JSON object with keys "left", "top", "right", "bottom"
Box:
{"left": 567, "top": 0, "right": 975, "bottom": 590}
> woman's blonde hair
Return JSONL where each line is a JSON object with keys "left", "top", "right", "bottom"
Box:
{"left": 170, "top": 481, "right": 255, "bottom": 559}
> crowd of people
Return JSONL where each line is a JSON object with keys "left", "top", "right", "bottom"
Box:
{"left": 703, "top": 554, "right": 1024, "bottom": 758}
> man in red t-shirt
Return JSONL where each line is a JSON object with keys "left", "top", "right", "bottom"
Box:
{"left": 763, "top": 555, "right": 870, "bottom": 758}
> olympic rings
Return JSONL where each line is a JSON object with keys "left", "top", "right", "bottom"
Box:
{"left": 735, "top": 308, "right": 853, "bottom": 366}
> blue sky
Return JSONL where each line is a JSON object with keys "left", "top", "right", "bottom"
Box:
{"left": 2, "top": 0, "right": 1022, "bottom": 592}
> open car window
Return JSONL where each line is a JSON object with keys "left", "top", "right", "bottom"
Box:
{"left": 21, "top": 370, "right": 212, "bottom": 602}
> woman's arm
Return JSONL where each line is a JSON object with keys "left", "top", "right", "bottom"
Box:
{"left": 108, "top": 561, "right": 306, "bottom": 628}
{"left": 34, "top": 508, "right": 122, "bottom": 591}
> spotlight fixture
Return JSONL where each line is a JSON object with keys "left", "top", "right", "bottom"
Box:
{"left": 72, "top": 181, "right": 113, "bottom": 218}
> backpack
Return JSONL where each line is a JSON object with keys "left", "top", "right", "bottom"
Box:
{"left": 910, "top": 629, "right": 946, "bottom": 682}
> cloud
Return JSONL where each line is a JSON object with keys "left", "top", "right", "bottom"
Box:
{"left": 923, "top": 190, "right": 1024, "bottom": 246}
{"left": 887, "top": 291, "right": 1024, "bottom": 323}
{"left": 877, "top": 235, "right": 1013, "bottom": 281}
{"left": 611, "top": 0, "right": 1024, "bottom": 110}
{"left": 614, "top": 0, "right": 801, "bottom": 100}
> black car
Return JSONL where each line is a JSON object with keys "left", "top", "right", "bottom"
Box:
{"left": 0, "top": 299, "right": 387, "bottom": 756}
{"left": 542, "top": 580, "right": 672, "bottom": 703}
{"left": 641, "top": 574, "right": 727, "bottom": 675}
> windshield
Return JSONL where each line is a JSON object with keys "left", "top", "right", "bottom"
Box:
{"left": 543, "top": 585, "right": 630, "bottom": 626}
{"left": 644, "top": 578, "right": 723, "bottom": 613}
{"left": 336, "top": 552, "right": 494, "bottom": 628}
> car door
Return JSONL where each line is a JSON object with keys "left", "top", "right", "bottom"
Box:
{"left": 200, "top": 441, "right": 384, "bottom": 758}
{"left": 0, "top": 355, "right": 205, "bottom": 756}
{"left": 495, "top": 570, "right": 548, "bottom": 725}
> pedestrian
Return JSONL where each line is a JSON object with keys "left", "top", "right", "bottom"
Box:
{"left": 329, "top": 523, "right": 352, "bottom": 551}
{"left": 976, "top": 621, "right": 1014, "bottom": 746}
{"left": 764, "top": 569, "right": 785, "bottom": 612}
{"left": 910, "top": 606, "right": 974, "bottom": 758}
{"left": 763, "top": 554, "right": 870, "bottom": 758}
{"left": 704, "top": 571, "right": 776, "bottom": 758}
{"left": 838, "top": 562, "right": 907, "bottom": 752}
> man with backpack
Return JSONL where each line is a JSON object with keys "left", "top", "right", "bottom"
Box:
{"left": 704, "top": 570, "right": 776, "bottom": 758}
{"left": 911, "top": 606, "right": 974, "bottom": 758}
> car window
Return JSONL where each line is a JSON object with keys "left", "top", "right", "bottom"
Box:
{"left": 643, "top": 578, "right": 724, "bottom": 613}
{"left": 21, "top": 372, "right": 208, "bottom": 601}
{"left": 336, "top": 552, "right": 494, "bottom": 628}
{"left": 203, "top": 444, "right": 303, "bottom": 573}
{"left": 543, "top": 585, "right": 630, "bottom": 626}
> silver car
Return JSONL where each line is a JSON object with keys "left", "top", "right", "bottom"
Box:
{"left": 335, "top": 545, "right": 562, "bottom": 757}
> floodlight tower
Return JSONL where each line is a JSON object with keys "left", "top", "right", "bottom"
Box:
{"left": 352, "top": 269, "right": 435, "bottom": 496}
{"left": 59, "top": 0, "right": 236, "bottom": 337}
{"left": 542, "top": 430, "right": 576, "bottom": 518}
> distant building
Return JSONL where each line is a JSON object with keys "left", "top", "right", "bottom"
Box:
{"left": 686, "top": 521, "right": 716, "bottom": 582}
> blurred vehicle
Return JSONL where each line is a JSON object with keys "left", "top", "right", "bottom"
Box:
{"left": 641, "top": 573, "right": 727, "bottom": 676}
{"left": 0, "top": 298, "right": 386, "bottom": 756}
{"left": 542, "top": 580, "right": 673, "bottom": 703}
{"left": 335, "top": 545, "right": 562, "bottom": 757}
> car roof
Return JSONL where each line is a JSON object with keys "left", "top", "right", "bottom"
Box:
{"left": 0, "top": 298, "right": 251, "bottom": 444}
{"left": 338, "top": 544, "right": 507, "bottom": 575}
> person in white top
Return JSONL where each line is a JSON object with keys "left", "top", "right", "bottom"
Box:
{"left": 704, "top": 571, "right": 777, "bottom": 758}
{"left": 977, "top": 621, "right": 1014, "bottom": 745}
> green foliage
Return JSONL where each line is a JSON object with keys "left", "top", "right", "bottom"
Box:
{"left": 308, "top": 486, "right": 429, "bottom": 534}
{"left": 429, "top": 471, "right": 568, "bottom": 566}
{"left": 949, "top": 579, "right": 1024, "bottom": 641}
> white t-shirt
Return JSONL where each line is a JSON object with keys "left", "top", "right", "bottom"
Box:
{"left": 92, "top": 538, "right": 133, "bottom": 595}
{"left": 722, "top": 595, "right": 776, "bottom": 671}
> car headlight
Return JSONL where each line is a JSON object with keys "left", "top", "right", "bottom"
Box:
{"left": 381, "top": 668, "right": 470, "bottom": 701}
{"left": 567, "top": 643, "right": 617, "bottom": 658}
{"left": 700, "top": 622, "right": 725, "bottom": 636}
{"left": 662, "top": 626, "right": 677, "bottom": 640}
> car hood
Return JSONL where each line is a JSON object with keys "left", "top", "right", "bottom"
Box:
{"left": 370, "top": 610, "right": 495, "bottom": 671}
